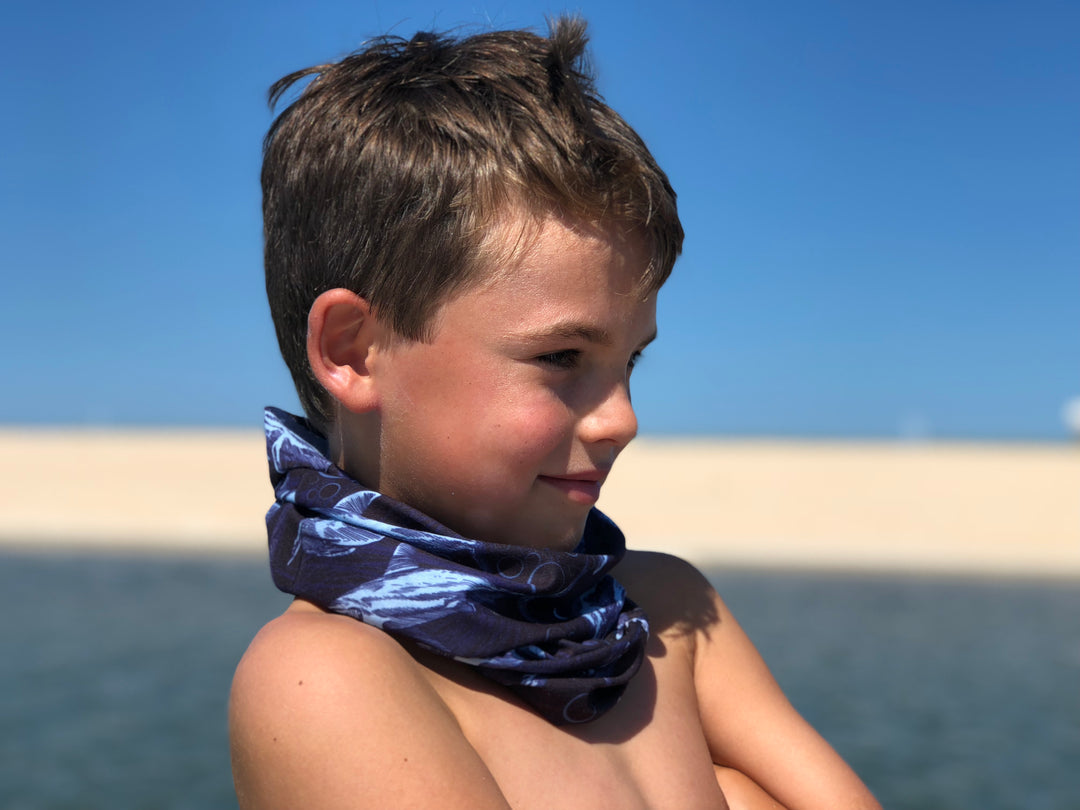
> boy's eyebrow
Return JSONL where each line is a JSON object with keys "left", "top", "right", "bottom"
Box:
{"left": 513, "top": 321, "right": 658, "bottom": 349}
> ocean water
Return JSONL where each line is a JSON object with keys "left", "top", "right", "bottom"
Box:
{"left": 1, "top": 550, "right": 1077, "bottom": 809}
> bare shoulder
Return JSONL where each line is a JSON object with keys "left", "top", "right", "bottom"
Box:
{"left": 616, "top": 553, "right": 881, "bottom": 809}
{"left": 229, "top": 601, "right": 511, "bottom": 810}
{"left": 615, "top": 550, "right": 726, "bottom": 640}
{"left": 613, "top": 551, "right": 753, "bottom": 677}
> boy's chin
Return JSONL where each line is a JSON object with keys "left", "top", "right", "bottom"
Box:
{"left": 508, "top": 518, "right": 590, "bottom": 553}
{"left": 468, "top": 514, "right": 589, "bottom": 553}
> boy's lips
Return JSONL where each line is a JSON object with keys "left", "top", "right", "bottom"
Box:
{"left": 537, "top": 471, "right": 607, "bottom": 505}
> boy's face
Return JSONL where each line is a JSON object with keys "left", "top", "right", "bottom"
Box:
{"left": 366, "top": 215, "right": 657, "bottom": 551}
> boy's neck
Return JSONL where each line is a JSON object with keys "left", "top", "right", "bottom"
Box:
{"left": 327, "top": 409, "right": 383, "bottom": 493}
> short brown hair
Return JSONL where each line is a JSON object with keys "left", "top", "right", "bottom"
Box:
{"left": 262, "top": 16, "right": 683, "bottom": 429}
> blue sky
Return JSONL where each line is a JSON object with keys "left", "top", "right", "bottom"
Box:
{"left": 3, "top": 0, "right": 1077, "bottom": 438}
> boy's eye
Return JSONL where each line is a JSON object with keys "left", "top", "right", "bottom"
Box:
{"left": 536, "top": 350, "right": 581, "bottom": 370}
{"left": 534, "top": 348, "right": 645, "bottom": 373}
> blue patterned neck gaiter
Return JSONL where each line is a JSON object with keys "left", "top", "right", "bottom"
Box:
{"left": 264, "top": 407, "right": 649, "bottom": 725}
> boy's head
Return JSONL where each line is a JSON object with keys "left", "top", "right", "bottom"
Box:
{"left": 262, "top": 16, "right": 683, "bottom": 432}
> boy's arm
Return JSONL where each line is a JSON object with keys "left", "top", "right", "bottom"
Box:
{"left": 229, "top": 606, "right": 512, "bottom": 810}
{"left": 686, "top": 563, "right": 882, "bottom": 810}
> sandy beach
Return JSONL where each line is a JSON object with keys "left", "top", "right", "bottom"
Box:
{"left": 1, "top": 429, "right": 1077, "bottom": 578}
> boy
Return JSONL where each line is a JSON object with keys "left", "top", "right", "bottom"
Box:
{"left": 230, "top": 17, "right": 881, "bottom": 810}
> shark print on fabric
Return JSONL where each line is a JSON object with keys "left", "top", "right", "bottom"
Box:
{"left": 264, "top": 407, "right": 649, "bottom": 724}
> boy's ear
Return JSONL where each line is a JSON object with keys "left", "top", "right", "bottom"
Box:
{"left": 307, "top": 289, "right": 382, "bottom": 414}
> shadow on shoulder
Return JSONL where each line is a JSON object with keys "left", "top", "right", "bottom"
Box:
{"left": 615, "top": 551, "right": 722, "bottom": 641}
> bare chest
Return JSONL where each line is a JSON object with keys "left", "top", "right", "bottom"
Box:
{"left": 416, "top": 636, "right": 727, "bottom": 810}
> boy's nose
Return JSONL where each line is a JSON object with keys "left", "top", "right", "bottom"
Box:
{"left": 578, "top": 380, "right": 638, "bottom": 450}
